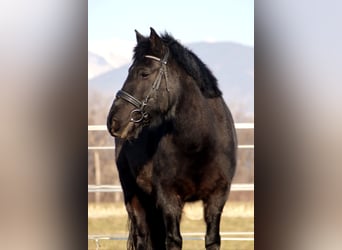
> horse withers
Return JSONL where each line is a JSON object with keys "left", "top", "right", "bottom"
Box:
{"left": 107, "top": 28, "right": 237, "bottom": 250}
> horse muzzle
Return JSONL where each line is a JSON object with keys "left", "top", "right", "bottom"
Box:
{"left": 107, "top": 118, "right": 121, "bottom": 137}
{"left": 107, "top": 113, "right": 137, "bottom": 139}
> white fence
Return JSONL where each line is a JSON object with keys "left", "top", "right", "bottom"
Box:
{"left": 88, "top": 123, "right": 254, "bottom": 248}
{"left": 88, "top": 123, "right": 254, "bottom": 150}
{"left": 88, "top": 123, "right": 254, "bottom": 131}
{"left": 88, "top": 183, "right": 254, "bottom": 193}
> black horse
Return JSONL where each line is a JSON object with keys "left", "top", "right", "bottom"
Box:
{"left": 107, "top": 28, "right": 237, "bottom": 250}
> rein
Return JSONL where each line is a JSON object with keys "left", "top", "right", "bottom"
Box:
{"left": 116, "top": 48, "right": 169, "bottom": 123}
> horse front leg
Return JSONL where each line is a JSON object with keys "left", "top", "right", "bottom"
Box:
{"left": 126, "top": 195, "right": 150, "bottom": 250}
{"left": 203, "top": 191, "right": 228, "bottom": 250}
{"left": 157, "top": 190, "right": 184, "bottom": 250}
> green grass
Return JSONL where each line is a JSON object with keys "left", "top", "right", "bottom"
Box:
{"left": 88, "top": 202, "right": 254, "bottom": 250}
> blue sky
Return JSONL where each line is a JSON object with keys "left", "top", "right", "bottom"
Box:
{"left": 88, "top": 0, "right": 254, "bottom": 46}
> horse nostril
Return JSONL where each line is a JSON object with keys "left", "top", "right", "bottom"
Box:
{"left": 111, "top": 118, "right": 121, "bottom": 133}
{"left": 107, "top": 113, "right": 121, "bottom": 136}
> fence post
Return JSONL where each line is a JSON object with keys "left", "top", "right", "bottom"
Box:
{"left": 94, "top": 151, "right": 101, "bottom": 204}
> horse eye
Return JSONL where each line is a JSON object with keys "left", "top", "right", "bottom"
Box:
{"left": 141, "top": 72, "right": 149, "bottom": 79}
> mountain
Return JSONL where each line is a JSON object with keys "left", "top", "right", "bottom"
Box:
{"left": 89, "top": 42, "right": 254, "bottom": 114}
{"left": 88, "top": 51, "right": 113, "bottom": 79}
{"left": 189, "top": 42, "right": 254, "bottom": 113}
{"left": 88, "top": 39, "right": 135, "bottom": 71}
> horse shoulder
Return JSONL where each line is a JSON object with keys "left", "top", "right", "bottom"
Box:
{"left": 136, "top": 160, "right": 153, "bottom": 194}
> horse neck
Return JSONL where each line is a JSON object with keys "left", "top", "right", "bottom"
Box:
{"left": 171, "top": 82, "right": 213, "bottom": 144}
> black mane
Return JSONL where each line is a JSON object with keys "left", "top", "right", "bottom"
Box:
{"left": 133, "top": 32, "right": 222, "bottom": 98}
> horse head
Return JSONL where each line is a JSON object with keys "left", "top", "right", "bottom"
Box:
{"left": 107, "top": 28, "right": 179, "bottom": 139}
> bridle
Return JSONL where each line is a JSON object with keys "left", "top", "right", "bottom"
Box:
{"left": 116, "top": 48, "right": 169, "bottom": 123}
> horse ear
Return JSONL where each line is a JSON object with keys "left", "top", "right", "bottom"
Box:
{"left": 149, "top": 27, "right": 163, "bottom": 50}
{"left": 135, "top": 29, "right": 145, "bottom": 43}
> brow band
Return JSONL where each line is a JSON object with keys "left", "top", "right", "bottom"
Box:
{"left": 144, "top": 55, "right": 162, "bottom": 62}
